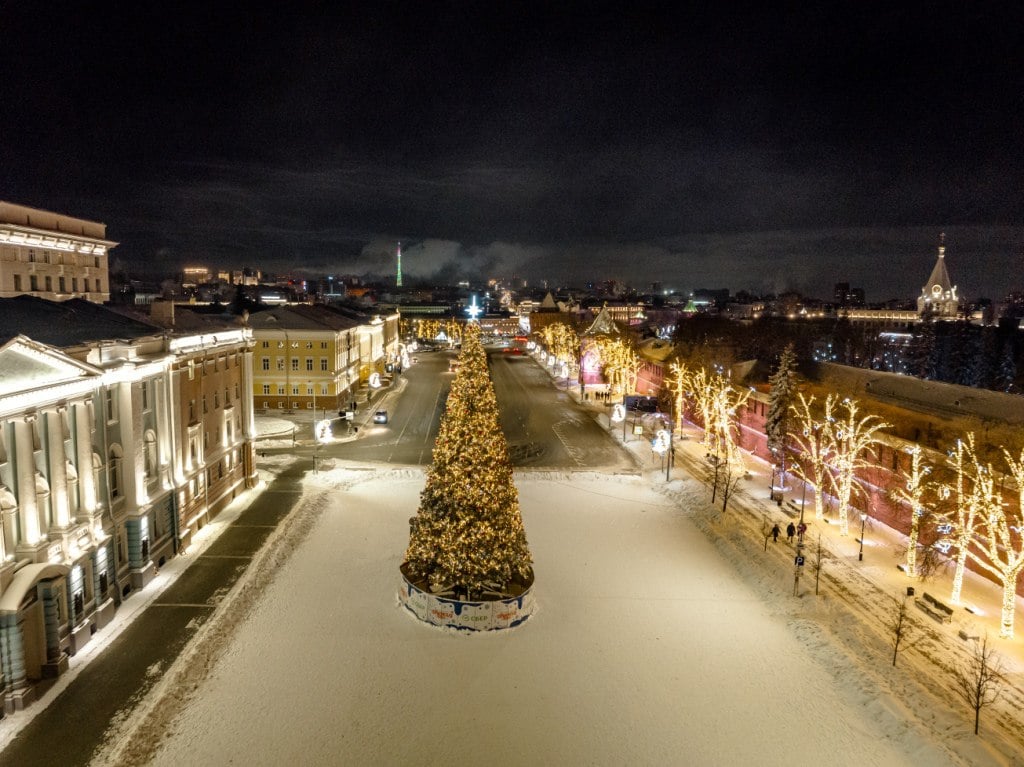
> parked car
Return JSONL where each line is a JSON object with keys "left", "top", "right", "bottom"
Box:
{"left": 373, "top": 410, "right": 389, "bottom": 424}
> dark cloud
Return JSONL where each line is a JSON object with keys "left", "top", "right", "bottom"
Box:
{"left": 2, "top": 4, "right": 1023, "bottom": 298}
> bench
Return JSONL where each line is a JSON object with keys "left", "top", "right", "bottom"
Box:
{"left": 915, "top": 592, "right": 953, "bottom": 623}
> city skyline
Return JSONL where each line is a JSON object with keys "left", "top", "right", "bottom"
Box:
{"left": 3, "top": 4, "right": 1023, "bottom": 299}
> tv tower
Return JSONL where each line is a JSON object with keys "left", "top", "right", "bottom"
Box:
{"left": 396, "top": 241, "right": 403, "bottom": 288}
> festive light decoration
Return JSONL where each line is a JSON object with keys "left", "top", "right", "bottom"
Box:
{"left": 965, "top": 446, "right": 1024, "bottom": 638}
{"left": 891, "top": 445, "right": 933, "bottom": 577}
{"left": 407, "top": 319, "right": 464, "bottom": 346}
{"left": 666, "top": 360, "right": 690, "bottom": 435}
{"left": 788, "top": 393, "right": 835, "bottom": 521}
{"left": 943, "top": 435, "right": 984, "bottom": 606}
{"left": 765, "top": 344, "right": 798, "bottom": 487}
{"left": 667, "top": 361, "right": 747, "bottom": 470}
{"left": 403, "top": 324, "right": 533, "bottom": 599}
{"left": 538, "top": 322, "right": 580, "bottom": 371}
{"left": 592, "top": 336, "right": 641, "bottom": 395}
{"left": 828, "top": 398, "right": 889, "bottom": 536}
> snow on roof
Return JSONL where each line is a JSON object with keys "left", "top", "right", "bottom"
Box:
{"left": 817, "top": 362, "right": 1024, "bottom": 425}
{"left": 581, "top": 304, "right": 621, "bottom": 336}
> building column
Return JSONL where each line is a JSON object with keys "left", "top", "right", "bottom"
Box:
{"left": 44, "top": 407, "right": 71, "bottom": 530}
{"left": 12, "top": 417, "right": 41, "bottom": 552}
{"left": 117, "top": 381, "right": 143, "bottom": 511}
{"left": 72, "top": 400, "right": 98, "bottom": 526}
{"left": 241, "top": 347, "right": 257, "bottom": 486}
{"left": 155, "top": 372, "right": 174, "bottom": 488}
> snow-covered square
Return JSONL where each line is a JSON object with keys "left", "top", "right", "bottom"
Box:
{"left": 88, "top": 460, "right": 1015, "bottom": 767}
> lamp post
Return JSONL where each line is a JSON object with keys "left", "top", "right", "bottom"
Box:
{"left": 769, "top": 462, "right": 778, "bottom": 502}
{"left": 665, "top": 426, "right": 673, "bottom": 482}
{"left": 310, "top": 380, "right": 318, "bottom": 475}
{"left": 858, "top": 512, "right": 867, "bottom": 561}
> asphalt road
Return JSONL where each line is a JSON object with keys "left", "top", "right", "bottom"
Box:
{"left": 0, "top": 347, "right": 633, "bottom": 766}
{"left": 310, "top": 346, "right": 635, "bottom": 471}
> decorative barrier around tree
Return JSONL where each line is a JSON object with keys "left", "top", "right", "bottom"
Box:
{"left": 399, "top": 564, "right": 535, "bottom": 631}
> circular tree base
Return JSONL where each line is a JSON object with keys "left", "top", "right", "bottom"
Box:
{"left": 398, "top": 565, "right": 535, "bottom": 631}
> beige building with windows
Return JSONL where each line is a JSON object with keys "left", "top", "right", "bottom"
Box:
{"left": 0, "top": 202, "right": 115, "bottom": 303}
{"left": 247, "top": 305, "right": 400, "bottom": 414}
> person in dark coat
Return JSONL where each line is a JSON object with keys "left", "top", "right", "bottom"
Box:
{"left": 771, "top": 523, "right": 781, "bottom": 543}
{"left": 786, "top": 522, "right": 796, "bottom": 542}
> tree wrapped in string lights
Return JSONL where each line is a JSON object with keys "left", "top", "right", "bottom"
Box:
{"left": 665, "top": 360, "right": 691, "bottom": 435}
{"left": 827, "top": 397, "right": 889, "bottom": 536}
{"left": 403, "top": 323, "right": 533, "bottom": 600}
{"left": 594, "top": 336, "right": 641, "bottom": 395}
{"left": 942, "top": 434, "right": 984, "bottom": 606}
{"left": 891, "top": 445, "right": 935, "bottom": 578}
{"left": 967, "top": 447, "right": 1024, "bottom": 638}
{"left": 788, "top": 393, "right": 836, "bottom": 521}
{"left": 539, "top": 322, "right": 580, "bottom": 370}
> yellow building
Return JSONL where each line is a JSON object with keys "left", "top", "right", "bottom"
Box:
{"left": 247, "top": 305, "right": 400, "bottom": 414}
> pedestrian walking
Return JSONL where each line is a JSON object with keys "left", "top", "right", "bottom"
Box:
{"left": 786, "top": 522, "right": 796, "bottom": 543}
{"left": 771, "top": 523, "right": 781, "bottom": 543}
{"left": 797, "top": 521, "right": 807, "bottom": 538}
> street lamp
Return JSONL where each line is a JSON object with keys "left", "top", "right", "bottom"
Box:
{"left": 310, "top": 381, "right": 318, "bottom": 439}
{"left": 858, "top": 512, "right": 867, "bottom": 561}
{"left": 769, "top": 462, "right": 778, "bottom": 502}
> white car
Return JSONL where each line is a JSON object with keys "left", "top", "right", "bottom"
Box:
{"left": 373, "top": 410, "right": 389, "bottom": 424}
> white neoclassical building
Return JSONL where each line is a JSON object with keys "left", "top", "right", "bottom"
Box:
{"left": 0, "top": 298, "right": 257, "bottom": 713}
{"left": 0, "top": 201, "right": 114, "bottom": 303}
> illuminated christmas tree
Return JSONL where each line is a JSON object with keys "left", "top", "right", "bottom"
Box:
{"left": 403, "top": 324, "right": 533, "bottom": 598}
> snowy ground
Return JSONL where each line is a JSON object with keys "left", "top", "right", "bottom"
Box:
{"left": 87, "top": 447, "right": 1024, "bottom": 766}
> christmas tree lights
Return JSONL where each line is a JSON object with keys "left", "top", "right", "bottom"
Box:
{"left": 788, "top": 393, "right": 835, "bottom": 521}
{"left": 828, "top": 398, "right": 888, "bottom": 536}
{"left": 966, "top": 447, "right": 1024, "bottom": 638}
{"left": 943, "top": 435, "right": 983, "bottom": 605}
{"left": 891, "top": 445, "right": 933, "bottom": 577}
{"left": 403, "top": 324, "right": 533, "bottom": 599}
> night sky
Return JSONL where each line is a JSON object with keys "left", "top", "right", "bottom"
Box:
{"left": 3, "top": 3, "right": 1023, "bottom": 300}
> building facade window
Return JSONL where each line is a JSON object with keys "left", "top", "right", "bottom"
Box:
{"left": 261, "top": 358, "right": 270, "bottom": 371}
{"left": 306, "top": 358, "right": 313, "bottom": 371}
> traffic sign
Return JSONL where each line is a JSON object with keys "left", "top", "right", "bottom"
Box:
{"left": 795, "top": 556, "right": 805, "bottom": 567}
